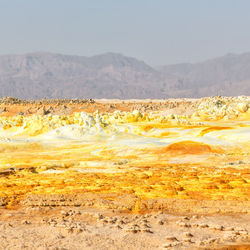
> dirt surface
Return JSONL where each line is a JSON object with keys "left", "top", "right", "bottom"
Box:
{"left": 0, "top": 97, "right": 198, "bottom": 117}
{"left": 0, "top": 207, "right": 249, "bottom": 250}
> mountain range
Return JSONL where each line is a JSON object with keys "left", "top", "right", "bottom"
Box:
{"left": 0, "top": 52, "right": 249, "bottom": 99}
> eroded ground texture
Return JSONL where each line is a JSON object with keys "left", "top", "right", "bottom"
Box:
{"left": 0, "top": 96, "right": 249, "bottom": 249}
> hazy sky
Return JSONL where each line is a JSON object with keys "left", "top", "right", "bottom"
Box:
{"left": 1, "top": 0, "right": 250, "bottom": 65}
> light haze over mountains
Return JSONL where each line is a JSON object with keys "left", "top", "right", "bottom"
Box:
{"left": 0, "top": 52, "right": 249, "bottom": 99}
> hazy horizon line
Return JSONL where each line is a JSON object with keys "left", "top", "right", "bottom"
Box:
{"left": 0, "top": 50, "right": 249, "bottom": 67}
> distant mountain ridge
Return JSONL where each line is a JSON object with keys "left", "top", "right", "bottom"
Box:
{"left": 0, "top": 52, "right": 249, "bottom": 99}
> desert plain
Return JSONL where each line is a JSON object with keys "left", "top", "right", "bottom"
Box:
{"left": 0, "top": 96, "right": 249, "bottom": 249}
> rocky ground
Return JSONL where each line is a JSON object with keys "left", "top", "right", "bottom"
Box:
{"left": 0, "top": 207, "right": 249, "bottom": 250}
{"left": 0, "top": 96, "right": 198, "bottom": 117}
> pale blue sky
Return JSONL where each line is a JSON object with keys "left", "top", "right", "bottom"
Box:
{"left": 0, "top": 0, "right": 250, "bottom": 65}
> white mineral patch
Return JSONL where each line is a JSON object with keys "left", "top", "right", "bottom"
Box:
{"left": 42, "top": 169, "right": 65, "bottom": 174}
{"left": 80, "top": 161, "right": 113, "bottom": 168}
{"left": 77, "top": 168, "right": 124, "bottom": 173}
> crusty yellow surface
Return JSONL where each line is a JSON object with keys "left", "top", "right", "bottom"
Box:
{"left": 0, "top": 97, "right": 249, "bottom": 207}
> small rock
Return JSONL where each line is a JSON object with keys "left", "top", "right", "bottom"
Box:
{"left": 117, "top": 219, "right": 125, "bottom": 225}
{"left": 183, "top": 232, "right": 193, "bottom": 237}
{"left": 131, "top": 229, "right": 139, "bottom": 233}
{"left": 21, "top": 220, "right": 31, "bottom": 225}
{"left": 198, "top": 223, "right": 209, "bottom": 228}
{"left": 177, "top": 222, "right": 190, "bottom": 227}
{"left": 165, "top": 236, "right": 178, "bottom": 241}
{"left": 61, "top": 210, "right": 69, "bottom": 216}
{"left": 210, "top": 224, "right": 224, "bottom": 231}
{"left": 207, "top": 238, "right": 217, "bottom": 244}
{"left": 142, "top": 228, "right": 153, "bottom": 233}
{"left": 158, "top": 220, "right": 164, "bottom": 225}
{"left": 191, "top": 223, "right": 199, "bottom": 227}
{"left": 183, "top": 238, "right": 193, "bottom": 243}
{"left": 238, "top": 230, "right": 248, "bottom": 236}
{"left": 162, "top": 243, "right": 172, "bottom": 248}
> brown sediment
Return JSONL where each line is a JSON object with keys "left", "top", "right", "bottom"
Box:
{"left": 19, "top": 194, "right": 250, "bottom": 215}
{"left": 211, "top": 244, "right": 250, "bottom": 250}
{"left": 164, "top": 140, "right": 214, "bottom": 154}
{"left": 200, "top": 126, "right": 233, "bottom": 136}
{"left": 0, "top": 96, "right": 199, "bottom": 116}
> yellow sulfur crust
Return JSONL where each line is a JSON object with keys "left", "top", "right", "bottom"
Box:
{"left": 0, "top": 97, "right": 249, "bottom": 209}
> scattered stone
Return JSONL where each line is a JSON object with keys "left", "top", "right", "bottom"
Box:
{"left": 21, "top": 220, "right": 31, "bottom": 225}
{"left": 142, "top": 228, "right": 153, "bottom": 233}
{"left": 183, "top": 238, "right": 193, "bottom": 243}
{"left": 165, "top": 236, "right": 178, "bottom": 241}
{"left": 207, "top": 238, "right": 217, "bottom": 244}
{"left": 210, "top": 224, "right": 224, "bottom": 231}
{"left": 238, "top": 230, "right": 248, "bottom": 236}
{"left": 163, "top": 242, "right": 181, "bottom": 248}
{"left": 183, "top": 232, "right": 193, "bottom": 237}
{"left": 158, "top": 220, "right": 164, "bottom": 225}
{"left": 177, "top": 221, "right": 190, "bottom": 227}
{"left": 0, "top": 168, "right": 15, "bottom": 177}
{"left": 61, "top": 210, "right": 69, "bottom": 216}
{"left": 198, "top": 223, "right": 209, "bottom": 228}
{"left": 191, "top": 223, "right": 199, "bottom": 227}
{"left": 162, "top": 243, "right": 173, "bottom": 248}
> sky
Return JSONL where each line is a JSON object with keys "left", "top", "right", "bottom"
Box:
{"left": 0, "top": 0, "right": 250, "bottom": 66}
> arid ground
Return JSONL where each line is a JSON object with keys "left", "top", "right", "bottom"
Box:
{"left": 0, "top": 96, "right": 249, "bottom": 249}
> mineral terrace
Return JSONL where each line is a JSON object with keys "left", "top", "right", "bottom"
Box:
{"left": 0, "top": 96, "right": 249, "bottom": 249}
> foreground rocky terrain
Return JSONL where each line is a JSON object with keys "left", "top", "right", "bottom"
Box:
{"left": 0, "top": 96, "right": 249, "bottom": 249}
{"left": 0, "top": 207, "right": 249, "bottom": 250}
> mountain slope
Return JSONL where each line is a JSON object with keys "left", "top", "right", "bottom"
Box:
{"left": 0, "top": 52, "right": 167, "bottom": 99}
{"left": 0, "top": 52, "right": 249, "bottom": 99}
{"left": 159, "top": 53, "right": 250, "bottom": 97}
